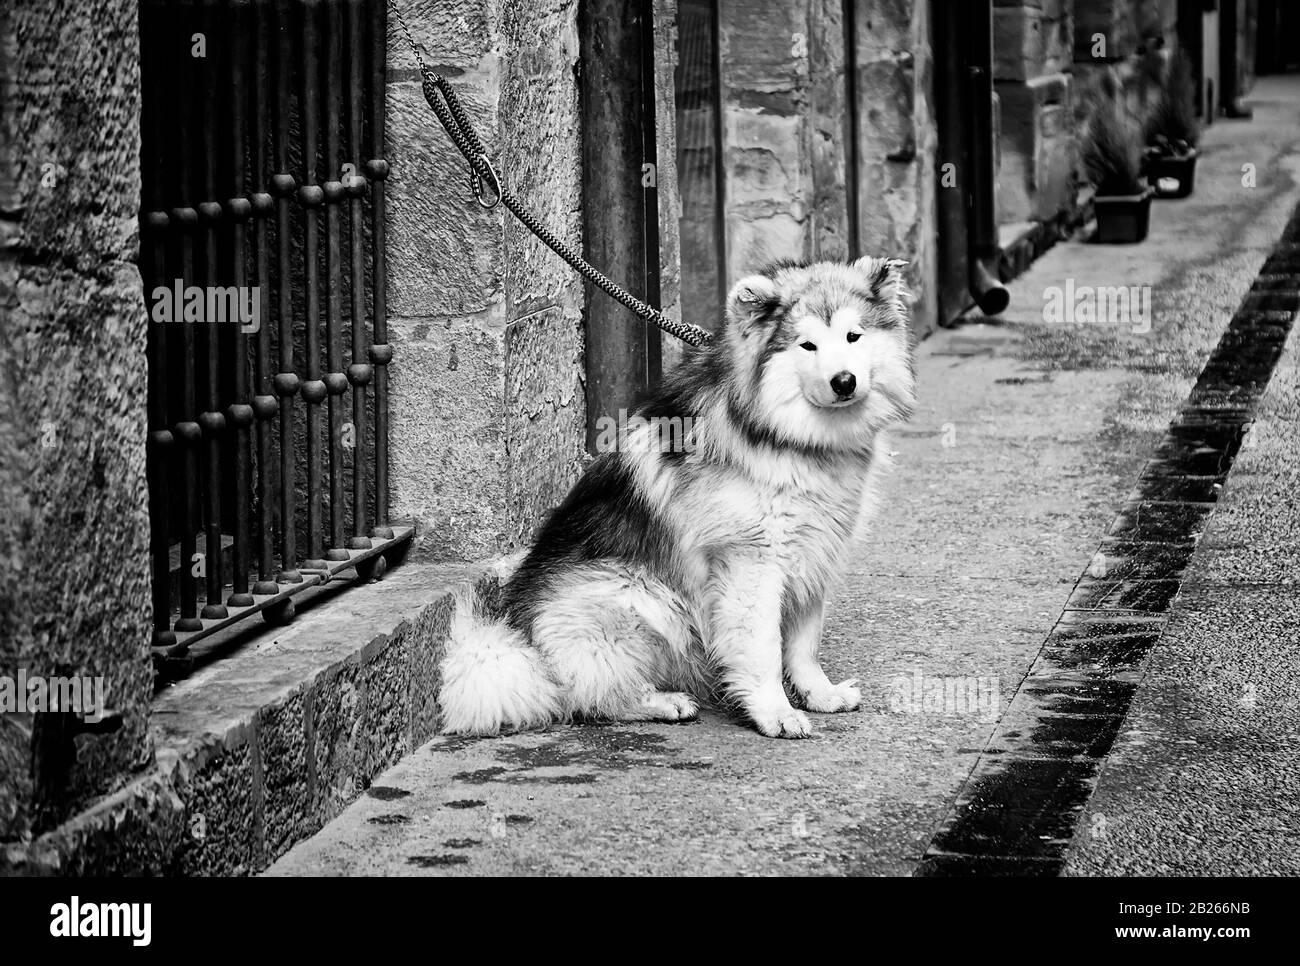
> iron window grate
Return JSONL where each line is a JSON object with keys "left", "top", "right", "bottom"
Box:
{"left": 139, "top": 0, "right": 408, "bottom": 675}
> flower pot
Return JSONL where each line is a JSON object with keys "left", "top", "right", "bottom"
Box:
{"left": 1145, "top": 148, "right": 1198, "bottom": 199}
{"left": 1093, "top": 185, "right": 1155, "bottom": 243}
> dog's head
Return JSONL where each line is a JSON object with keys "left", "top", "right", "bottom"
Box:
{"left": 720, "top": 257, "right": 916, "bottom": 451}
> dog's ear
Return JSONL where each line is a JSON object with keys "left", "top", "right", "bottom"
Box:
{"left": 853, "top": 256, "right": 909, "bottom": 301}
{"left": 725, "top": 274, "right": 783, "bottom": 335}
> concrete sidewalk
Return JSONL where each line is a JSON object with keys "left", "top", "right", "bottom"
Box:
{"left": 268, "top": 75, "right": 1300, "bottom": 877}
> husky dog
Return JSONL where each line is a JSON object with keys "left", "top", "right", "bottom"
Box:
{"left": 440, "top": 256, "right": 916, "bottom": 738}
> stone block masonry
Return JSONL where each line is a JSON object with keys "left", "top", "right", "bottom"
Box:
{"left": 719, "top": 0, "right": 815, "bottom": 274}
{"left": 851, "top": 0, "right": 939, "bottom": 337}
{"left": 994, "top": 0, "right": 1074, "bottom": 82}
{"left": 717, "top": 0, "right": 939, "bottom": 338}
{"left": 1, "top": 0, "right": 155, "bottom": 841}
{"left": 996, "top": 72, "right": 1076, "bottom": 223}
{"left": 384, "top": 0, "right": 587, "bottom": 563}
{"left": 2, "top": 563, "right": 490, "bottom": 875}
{"left": 993, "top": 1, "right": 1077, "bottom": 225}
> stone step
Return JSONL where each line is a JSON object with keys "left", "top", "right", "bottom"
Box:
{"left": 5, "top": 561, "right": 493, "bottom": 876}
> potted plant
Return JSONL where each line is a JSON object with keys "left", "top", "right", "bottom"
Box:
{"left": 1143, "top": 47, "right": 1200, "bottom": 198}
{"left": 1084, "top": 101, "right": 1153, "bottom": 244}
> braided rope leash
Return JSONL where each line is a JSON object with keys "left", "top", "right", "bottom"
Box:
{"left": 386, "top": 0, "right": 714, "bottom": 348}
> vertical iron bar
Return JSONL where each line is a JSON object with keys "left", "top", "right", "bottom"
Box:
{"left": 173, "top": 0, "right": 203, "bottom": 633}
{"left": 300, "top": 0, "right": 329, "bottom": 570}
{"left": 367, "top": 0, "right": 393, "bottom": 538}
{"left": 142, "top": 0, "right": 176, "bottom": 648}
{"left": 251, "top": 0, "right": 280, "bottom": 595}
{"left": 272, "top": 0, "right": 301, "bottom": 583}
{"left": 346, "top": 0, "right": 372, "bottom": 551}
{"left": 198, "top": 0, "right": 228, "bottom": 619}
{"left": 227, "top": 0, "right": 255, "bottom": 607}
{"left": 322, "top": 0, "right": 350, "bottom": 562}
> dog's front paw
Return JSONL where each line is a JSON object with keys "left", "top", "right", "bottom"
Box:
{"left": 750, "top": 705, "right": 814, "bottom": 739}
{"left": 800, "top": 678, "right": 862, "bottom": 713}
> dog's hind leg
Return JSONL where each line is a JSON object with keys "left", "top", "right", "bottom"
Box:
{"left": 622, "top": 688, "right": 699, "bottom": 722}
{"left": 529, "top": 567, "right": 699, "bottom": 724}
{"left": 534, "top": 621, "right": 698, "bottom": 723}
{"left": 783, "top": 601, "right": 861, "bottom": 713}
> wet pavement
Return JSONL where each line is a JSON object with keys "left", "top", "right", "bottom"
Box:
{"left": 268, "top": 75, "right": 1300, "bottom": 876}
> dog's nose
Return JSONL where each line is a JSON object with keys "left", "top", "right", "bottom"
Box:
{"left": 830, "top": 371, "right": 856, "bottom": 398}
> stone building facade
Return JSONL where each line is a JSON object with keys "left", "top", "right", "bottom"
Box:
{"left": 993, "top": 0, "right": 1079, "bottom": 226}
{"left": 2, "top": 0, "right": 156, "bottom": 849}
{"left": 0, "top": 0, "right": 1261, "bottom": 872}
{"left": 705, "top": 0, "right": 938, "bottom": 342}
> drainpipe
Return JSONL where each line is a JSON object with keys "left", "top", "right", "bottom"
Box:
{"left": 966, "top": 1, "right": 1010, "bottom": 316}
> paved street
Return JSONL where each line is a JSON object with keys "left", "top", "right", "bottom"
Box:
{"left": 1065, "top": 266, "right": 1300, "bottom": 876}
{"left": 269, "top": 75, "right": 1300, "bottom": 877}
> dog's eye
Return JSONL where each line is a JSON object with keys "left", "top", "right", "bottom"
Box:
{"left": 799, "top": 341, "right": 817, "bottom": 352}
{"left": 847, "top": 331, "right": 861, "bottom": 343}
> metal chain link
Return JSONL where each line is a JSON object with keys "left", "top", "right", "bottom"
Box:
{"left": 386, "top": 0, "right": 714, "bottom": 347}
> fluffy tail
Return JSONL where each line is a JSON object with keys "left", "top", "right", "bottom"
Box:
{"left": 438, "top": 591, "right": 563, "bottom": 736}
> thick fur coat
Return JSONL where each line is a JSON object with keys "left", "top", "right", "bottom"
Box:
{"left": 440, "top": 256, "right": 917, "bottom": 738}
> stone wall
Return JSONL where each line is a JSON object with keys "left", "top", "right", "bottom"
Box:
{"left": 713, "top": 0, "right": 859, "bottom": 270}
{"left": 498, "top": 1, "right": 587, "bottom": 552}
{"left": 0, "top": 0, "right": 154, "bottom": 839}
{"left": 714, "top": 0, "right": 937, "bottom": 336}
{"left": 3, "top": 562, "right": 491, "bottom": 875}
{"left": 809, "top": 0, "right": 853, "bottom": 261}
{"left": 994, "top": 0, "right": 1078, "bottom": 226}
{"left": 384, "top": 0, "right": 586, "bottom": 562}
{"left": 719, "top": 0, "right": 816, "bottom": 274}
{"left": 851, "top": 0, "right": 939, "bottom": 337}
